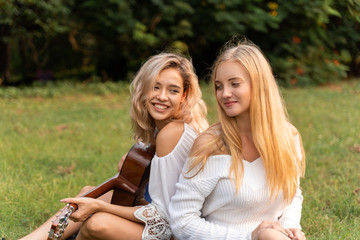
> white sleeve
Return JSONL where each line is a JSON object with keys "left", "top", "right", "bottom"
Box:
{"left": 278, "top": 187, "right": 303, "bottom": 229}
{"left": 168, "top": 158, "right": 252, "bottom": 240}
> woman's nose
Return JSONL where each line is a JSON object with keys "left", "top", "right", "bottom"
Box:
{"left": 157, "top": 89, "right": 168, "bottom": 101}
{"left": 222, "top": 87, "right": 232, "bottom": 98}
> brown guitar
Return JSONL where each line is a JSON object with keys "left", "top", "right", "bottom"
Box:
{"left": 47, "top": 142, "right": 155, "bottom": 240}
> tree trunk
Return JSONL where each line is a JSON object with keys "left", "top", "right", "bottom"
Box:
{"left": 0, "top": 24, "right": 11, "bottom": 86}
{"left": 18, "top": 37, "right": 33, "bottom": 85}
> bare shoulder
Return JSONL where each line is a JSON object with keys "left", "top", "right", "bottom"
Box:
{"left": 156, "top": 121, "right": 185, "bottom": 157}
{"left": 190, "top": 123, "right": 226, "bottom": 156}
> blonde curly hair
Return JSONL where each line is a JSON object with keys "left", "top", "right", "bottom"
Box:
{"left": 130, "top": 52, "right": 209, "bottom": 144}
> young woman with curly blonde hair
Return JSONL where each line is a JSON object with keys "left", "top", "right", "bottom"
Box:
{"left": 20, "top": 52, "right": 208, "bottom": 240}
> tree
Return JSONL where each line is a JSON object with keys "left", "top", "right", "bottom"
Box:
{"left": 185, "top": 0, "right": 360, "bottom": 85}
{"left": 0, "top": 0, "right": 70, "bottom": 85}
{"left": 1, "top": 0, "right": 360, "bottom": 86}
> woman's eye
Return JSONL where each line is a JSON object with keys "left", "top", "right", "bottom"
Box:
{"left": 153, "top": 86, "right": 160, "bottom": 90}
{"left": 215, "top": 84, "right": 223, "bottom": 90}
{"left": 232, "top": 82, "right": 240, "bottom": 87}
{"left": 170, "top": 89, "right": 180, "bottom": 93}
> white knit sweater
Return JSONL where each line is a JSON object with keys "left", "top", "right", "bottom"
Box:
{"left": 149, "top": 123, "right": 198, "bottom": 219}
{"left": 169, "top": 135, "right": 303, "bottom": 240}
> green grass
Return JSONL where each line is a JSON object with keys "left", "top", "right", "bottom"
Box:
{"left": 1, "top": 80, "right": 360, "bottom": 239}
{"left": 283, "top": 82, "right": 360, "bottom": 239}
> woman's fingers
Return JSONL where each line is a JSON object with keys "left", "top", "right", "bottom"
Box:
{"left": 284, "top": 228, "right": 294, "bottom": 238}
{"left": 59, "top": 197, "right": 98, "bottom": 222}
{"left": 259, "top": 220, "right": 287, "bottom": 236}
{"left": 286, "top": 228, "right": 306, "bottom": 240}
{"left": 60, "top": 197, "right": 79, "bottom": 204}
{"left": 253, "top": 221, "right": 289, "bottom": 240}
{"left": 253, "top": 221, "right": 306, "bottom": 240}
{"left": 270, "top": 222, "right": 288, "bottom": 236}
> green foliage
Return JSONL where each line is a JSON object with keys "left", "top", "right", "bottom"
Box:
{"left": 0, "top": 0, "right": 72, "bottom": 83}
{"left": 1, "top": 0, "right": 360, "bottom": 86}
{"left": 271, "top": 43, "right": 349, "bottom": 86}
{"left": 262, "top": 0, "right": 360, "bottom": 86}
{"left": 0, "top": 0, "right": 71, "bottom": 52}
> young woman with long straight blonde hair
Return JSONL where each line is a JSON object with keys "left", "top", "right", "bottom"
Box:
{"left": 20, "top": 52, "right": 208, "bottom": 240}
{"left": 169, "top": 38, "right": 306, "bottom": 240}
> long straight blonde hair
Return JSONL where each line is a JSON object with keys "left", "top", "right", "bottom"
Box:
{"left": 189, "top": 39, "right": 305, "bottom": 202}
{"left": 130, "top": 52, "right": 208, "bottom": 145}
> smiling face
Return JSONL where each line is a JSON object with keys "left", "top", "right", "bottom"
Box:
{"left": 146, "top": 67, "right": 185, "bottom": 130}
{"left": 214, "top": 60, "right": 252, "bottom": 119}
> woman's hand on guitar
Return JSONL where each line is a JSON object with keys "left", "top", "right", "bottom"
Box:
{"left": 118, "top": 152, "right": 128, "bottom": 172}
{"left": 60, "top": 197, "right": 103, "bottom": 222}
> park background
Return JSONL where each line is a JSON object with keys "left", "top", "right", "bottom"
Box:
{"left": 1, "top": 0, "right": 360, "bottom": 239}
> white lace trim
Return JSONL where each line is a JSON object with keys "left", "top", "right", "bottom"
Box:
{"left": 134, "top": 203, "right": 172, "bottom": 240}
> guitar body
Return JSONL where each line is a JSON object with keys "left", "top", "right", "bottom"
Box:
{"left": 47, "top": 142, "right": 155, "bottom": 240}
{"left": 111, "top": 142, "right": 155, "bottom": 206}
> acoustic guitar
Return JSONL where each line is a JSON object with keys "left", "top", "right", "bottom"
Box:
{"left": 47, "top": 142, "right": 155, "bottom": 240}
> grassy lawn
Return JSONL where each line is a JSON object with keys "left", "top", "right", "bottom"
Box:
{"left": 1, "top": 80, "right": 360, "bottom": 239}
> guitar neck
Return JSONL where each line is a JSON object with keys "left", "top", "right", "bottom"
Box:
{"left": 81, "top": 174, "right": 119, "bottom": 199}
{"left": 47, "top": 174, "right": 122, "bottom": 240}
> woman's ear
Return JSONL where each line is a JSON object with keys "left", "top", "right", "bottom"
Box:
{"left": 181, "top": 89, "right": 188, "bottom": 102}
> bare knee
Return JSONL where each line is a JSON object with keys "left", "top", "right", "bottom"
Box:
{"left": 78, "top": 212, "right": 110, "bottom": 239}
{"left": 257, "top": 228, "right": 290, "bottom": 240}
{"left": 76, "top": 186, "right": 94, "bottom": 197}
